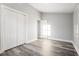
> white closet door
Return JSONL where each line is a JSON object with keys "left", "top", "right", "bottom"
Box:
{"left": 2, "top": 8, "right": 17, "bottom": 50}
{"left": 17, "top": 13, "right": 26, "bottom": 45}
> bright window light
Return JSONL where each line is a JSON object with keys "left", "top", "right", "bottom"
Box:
{"left": 42, "top": 24, "right": 51, "bottom": 36}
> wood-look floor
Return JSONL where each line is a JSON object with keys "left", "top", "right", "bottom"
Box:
{"left": 0, "top": 39, "right": 78, "bottom": 56}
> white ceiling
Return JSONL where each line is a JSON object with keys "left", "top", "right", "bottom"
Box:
{"left": 29, "top": 3, "right": 78, "bottom": 13}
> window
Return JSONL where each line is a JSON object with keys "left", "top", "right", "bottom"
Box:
{"left": 42, "top": 24, "right": 51, "bottom": 36}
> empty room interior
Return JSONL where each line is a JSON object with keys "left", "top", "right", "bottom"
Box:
{"left": 0, "top": 3, "right": 79, "bottom": 56}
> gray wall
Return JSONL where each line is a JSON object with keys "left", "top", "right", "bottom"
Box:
{"left": 2, "top": 3, "right": 40, "bottom": 42}
{"left": 39, "top": 13, "right": 73, "bottom": 42}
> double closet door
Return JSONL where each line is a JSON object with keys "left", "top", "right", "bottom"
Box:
{"left": 1, "top": 5, "right": 27, "bottom": 50}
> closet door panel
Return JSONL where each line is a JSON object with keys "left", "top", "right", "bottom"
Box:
{"left": 17, "top": 13, "right": 26, "bottom": 45}
{"left": 3, "top": 8, "right": 17, "bottom": 50}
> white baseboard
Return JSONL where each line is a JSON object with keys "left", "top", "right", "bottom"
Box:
{"left": 39, "top": 37, "right": 73, "bottom": 43}
{"left": 26, "top": 38, "right": 38, "bottom": 43}
{"left": 49, "top": 37, "right": 73, "bottom": 43}
{"left": 72, "top": 42, "right": 79, "bottom": 55}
